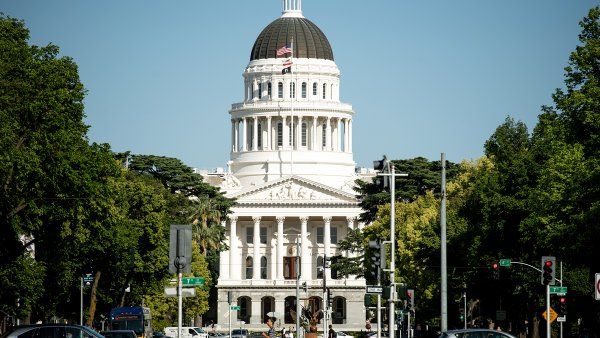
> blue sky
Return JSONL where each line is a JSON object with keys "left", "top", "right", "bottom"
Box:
{"left": 3, "top": 1, "right": 597, "bottom": 169}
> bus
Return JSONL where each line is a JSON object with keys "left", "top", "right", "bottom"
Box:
{"left": 109, "top": 307, "right": 152, "bottom": 338}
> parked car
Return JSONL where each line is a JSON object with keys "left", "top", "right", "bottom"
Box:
{"left": 2, "top": 324, "right": 104, "bottom": 338}
{"left": 164, "top": 327, "right": 208, "bottom": 338}
{"left": 101, "top": 330, "right": 137, "bottom": 338}
{"left": 152, "top": 332, "right": 171, "bottom": 338}
{"left": 229, "top": 330, "right": 248, "bottom": 338}
{"left": 438, "top": 329, "right": 517, "bottom": 338}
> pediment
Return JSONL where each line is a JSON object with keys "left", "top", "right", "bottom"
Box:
{"left": 231, "top": 176, "right": 357, "bottom": 205}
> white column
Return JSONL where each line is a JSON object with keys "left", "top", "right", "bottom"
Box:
{"left": 349, "top": 119, "right": 353, "bottom": 153}
{"left": 270, "top": 237, "right": 276, "bottom": 280}
{"left": 231, "top": 120, "right": 235, "bottom": 152}
{"left": 251, "top": 299, "right": 261, "bottom": 324}
{"left": 300, "top": 216, "right": 310, "bottom": 281}
{"left": 275, "top": 297, "right": 285, "bottom": 320}
{"left": 277, "top": 216, "right": 285, "bottom": 280}
{"left": 242, "top": 117, "right": 248, "bottom": 151}
{"left": 229, "top": 216, "right": 239, "bottom": 279}
{"left": 267, "top": 116, "right": 272, "bottom": 151}
{"left": 323, "top": 216, "right": 332, "bottom": 280}
{"left": 312, "top": 116, "right": 317, "bottom": 150}
{"left": 325, "top": 117, "right": 331, "bottom": 151}
{"left": 252, "top": 117, "right": 258, "bottom": 151}
{"left": 220, "top": 220, "right": 230, "bottom": 280}
{"left": 344, "top": 118, "right": 349, "bottom": 152}
{"left": 234, "top": 120, "right": 239, "bottom": 152}
{"left": 297, "top": 115, "right": 303, "bottom": 149}
{"left": 282, "top": 116, "right": 289, "bottom": 149}
{"left": 253, "top": 216, "right": 261, "bottom": 280}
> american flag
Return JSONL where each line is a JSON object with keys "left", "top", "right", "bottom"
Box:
{"left": 283, "top": 59, "right": 293, "bottom": 67}
{"left": 276, "top": 44, "right": 293, "bottom": 56}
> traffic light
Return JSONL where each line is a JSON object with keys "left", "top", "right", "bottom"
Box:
{"left": 373, "top": 156, "right": 389, "bottom": 189}
{"left": 301, "top": 282, "right": 308, "bottom": 293}
{"left": 558, "top": 296, "right": 567, "bottom": 316}
{"left": 406, "top": 289, "right": 414, "bottom": 311}
{"left": 541, "top": 256, "right": 556, "bottom": 285}
{"left": 368, "top": 240, "right": 382, "bottom": 273}
{"left": 491, "top": 262, "right": 499, "bottom": 280}
{"left": 327, "top": 288, "right": 333, "bottom": 307}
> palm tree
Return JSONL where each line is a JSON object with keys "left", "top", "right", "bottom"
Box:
{"left": 190, "top": 195, "right": 224, "bottom": 255}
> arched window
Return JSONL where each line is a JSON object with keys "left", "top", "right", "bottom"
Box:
{"left": 247, "top": 123, "right": 253, "bottom": 149}
{"left": 261, "top": 256, "right": 267, "bottom": 279}
{"left": 313, "top": 82, "right": 317, "bottom": 96}
{"left": 322, "top": 124, "right": 327, "bottom": 148}
{"left": 245, "top": 256, "right": 253, "bottom": 279}
{"left": 301, "top": 82, "right": 307, "bottom": 98}
{"left": 258, "top": 82, "right": 262, "bottom": 99}
{"left": 316, "top": 256, "right": 323, "bottom": 279}
{"left": 277, "top": 122, "right": 283, "bottom": 147}
{"left": 322, "top": 83, "right": 326, "bottom": 99}
{"left": 267, "top": 82, "right": 272, "bottom": 98}
{"left": 257, "top": 123, "right": 262, "bottom": 149}
{"left": 278, "top": 82, "right": 283, "bottom": 98}
{"left": 301, "top": 123, "right": 307, "bottom": 147}
{"left": 330, "top": 84, "right": 334, "bottom": 100}
{"left": 332, "top": 297, "right": 346, "bottom": 324}
{"left": 238, "top": 296, "right": 251, "bottom": 323}
{"left": 290, "top": 82, "right": 296, "bottom": 98}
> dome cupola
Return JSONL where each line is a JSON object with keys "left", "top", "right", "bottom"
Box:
{"left": 250, "top": 0, "right": 334, "bottom": 61}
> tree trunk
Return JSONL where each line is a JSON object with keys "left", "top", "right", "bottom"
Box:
{"left": 86, "top": 270, "right": 102, "bottom": 327}
{"left": 532, "top": 315, "right": 540, "bottom": 338}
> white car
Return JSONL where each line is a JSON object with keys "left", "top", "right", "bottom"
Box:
{"left": 438, "top": 329, "right": 517, "bottom": 338}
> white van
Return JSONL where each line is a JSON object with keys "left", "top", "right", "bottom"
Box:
{"left": 164, "top": 327, "right": 209, "bottom": 338}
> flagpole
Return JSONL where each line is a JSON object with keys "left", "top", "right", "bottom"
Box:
{"left": 290, "top": 36, "right": 294, "bottom": 176}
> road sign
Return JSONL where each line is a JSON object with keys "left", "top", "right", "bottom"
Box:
{"left": 182, "top": 277, "right": 205, "bottom": 286}
{"left": 499, "top": 259, "right": 511, "bottom": 267}
{"left": 550, "top": 286, "right": 568, "bottom": 295}
{"left": 83, "top": 273, "right": 94, "bottom": 286}
{"left": 557, "top": 316, "right": 566, "bottom": 323}
{"left": 595, "top": 273, "right": 600, "bottom": 300}
{"left": 230, "top": 305, "right": 241, "bottom": 310}
{"left": 542, "top": 307, "right": 558, "bottom": 323}
{"left": 366, "top": 286, "right": 383, "bottom": 294}
{"left": 164, "top": 287, "right": 196, "bottom": 298}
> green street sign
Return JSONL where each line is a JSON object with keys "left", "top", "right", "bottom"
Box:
{"left": 499, "top": 259, "right": 511, "bottom": 267}
{"left": 182, "top": 277, "right": 205, "bottom": 286}
{"left": 230, "top": 305, "right": 241, "bottom": 311}
{"left": 550, "top": 286, "right": 567, "bottom": 295}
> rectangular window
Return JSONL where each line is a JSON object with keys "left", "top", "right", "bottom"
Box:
{"left": 302, "top": 82, "right": 307, "bottom": 98}
{"left": 290, "top": 82, "right": 295, "bottom": 98}
{"left": 322, "top": 124, "right": 327, "bottom": 148}
{"left": 313, "top": 83, "right": 317, "bottom": 96}
{"left": 331, "top": 227, "right": 338, "bottom": 244}
{"left": 317, "top": 227, "right": 324, "bottom": 244}
{"left": 322, "top": 83, "right": 326, "bottom": 99}
{"left": 258, "top": 83, "right": 262, "bottom": 99}
{"left": 278, "top": 82, "right": 283, "bottom": 98}
{"left": 283, "top": 257, "right": 299, "bottom": 279}
{"left": 246, "top": 227, "right": 253, "bottom": 244}
{"left": 260, "top": 227, "right": 267, "bottom": 244}
{"left": 258, "top": 123, "right": 262, "bottom": 149}
{"left": 301, "top": 123, "right": 307, "bottom": 146}
{"left": 277, "top": 122, "right": 283, "bottom": 147}
{"left": 268, "top": 82, "right": 272, "bottom": 98}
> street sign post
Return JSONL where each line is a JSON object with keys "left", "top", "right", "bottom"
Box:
{"left": 542, "top": 307, "right": 558, "bottom": 323}
{"left": 230, "top": 306, "right": 241, "bottom": 310}
{"left": 499, "top": 259, "right": 511, "bottom": 267}
{"left": 182, "top": 277, "right": 205, "bottom": 286}
{"left": 164, "top": 287, "right": 196, "bottom": 298}
{"left": 366, "top": 286, "right": 383, "bottom": 294}
{"left": 549, "top": 286, "right": 567, "bottom": 295}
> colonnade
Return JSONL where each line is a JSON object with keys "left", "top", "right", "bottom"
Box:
{"left": 219, "top": 216, "right": 360, "bottom": 281}
{"left": 230, "top": 115, "right": 352, "bottom": 153}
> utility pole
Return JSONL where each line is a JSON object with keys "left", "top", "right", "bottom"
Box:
{"left": 296, "top": 238, "right": 301, "bottom": 338}
{"left": 388, "top": 163, "right": 395, "bottom": 338}
{"left": 323, "top": 254, "right": 328, "bottom": 338}
{"left": 440, "top": 153, "right": 448, "bottom": 332}
{"left": 80, "top": 276, "right": 83, "bottom": 325}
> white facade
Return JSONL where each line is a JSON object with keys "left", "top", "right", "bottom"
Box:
{"left": 215, "top": 1, "right": 367, "bottom": 332}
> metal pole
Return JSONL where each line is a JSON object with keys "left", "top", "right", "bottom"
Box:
{"left": 178, "top": 271, "right": 183, "bottom": 338}
{"left": 323, "top": 254, "right": 328, "bottom": 338}
{"left": 407, "top": 311, "right": 411, "bottom": 338}
{"left": 546, "top": 284, "right": 550, "bottom": 338}
{"left": 80, "top": 276, "right": 83, "bottom": 325}
{"left": 389, "top": 164, "right": 395, "bottom": 338}
{"left": 377, "top": 265, "right": 381, "bottom": 338}
{"left": 440, "top": 153, "right": 448, "bottom": 332}
{"left": 229, "top": 296, "right": 232, "bottom": 338}
{"left": 296, "top": 239, "right": 301, "bottom": 338}
{"left": 560, "top": 262, "right": 563, "bottom": 338}
{"left": 463, "top": 291, "right": 467, "bottom": 329}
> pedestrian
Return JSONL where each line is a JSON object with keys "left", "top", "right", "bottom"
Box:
{"left": 281, "top": 326, "right": 287, "bottom": 338}
{"left": 328, "top": 325, "right": 336, "bottom": 338}
{"left": 262, "top": 318, "right": 275, "bottom": 338}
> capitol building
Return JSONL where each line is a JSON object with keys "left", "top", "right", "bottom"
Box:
{"left": 213, "top": 0, "right": 371, "bottom": 332}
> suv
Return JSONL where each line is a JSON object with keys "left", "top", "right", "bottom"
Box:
{"left": 2, "top": 324, "right": 104, "bottom": 338}
{"left": 439, "top": 329, "right": 517, "bottom": 338}
{"left": 229, "top": 330, "right": 248, "bottom": 338}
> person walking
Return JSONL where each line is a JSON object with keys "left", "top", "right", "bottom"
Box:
{"left": 262, "top": 318, "right": 275, "bottom": 338}
{"left": 328, "top": 325, "right": 336, "bottom": 338}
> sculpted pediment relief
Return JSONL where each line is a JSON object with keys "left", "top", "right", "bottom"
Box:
{"left": 233, "top": 176, "right": 356, "bottom": 204}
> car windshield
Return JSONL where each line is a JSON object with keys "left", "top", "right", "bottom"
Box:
{"left": 112, "top": 321, "right": 143, "bottom": 335}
